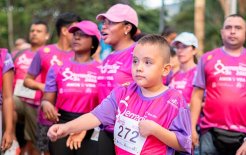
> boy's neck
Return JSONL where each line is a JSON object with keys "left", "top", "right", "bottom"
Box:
{"left": 140, "top": 84, "right": 168, "bottom": 98}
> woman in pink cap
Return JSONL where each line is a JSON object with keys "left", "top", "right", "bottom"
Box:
{"left": 41, "top": 20, "right": 101, "bottom": 155}
{"left": 96, "top": 3, "right": 138, "bottom": 102}
{"left": 95, "top": 3, "right": 139, "bottom": 154}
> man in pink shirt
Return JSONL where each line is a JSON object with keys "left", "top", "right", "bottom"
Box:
{"left": 191, "top": 14, "right": 246, "bottom": 155}
{"left": 13, "top": 20, "right": 49, "bottom": 155}
{"left": 24, "top": 12, "right": 81, "bottom": 155}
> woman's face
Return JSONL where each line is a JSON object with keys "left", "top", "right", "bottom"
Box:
{"left": 175, "top": 42, "right": 196, "bottom": 64}
{"left": 101, "top": 18, "right": 128, "bottom": 47}
{"left": 72, "top": 30, "right": 93, "bottom": 54}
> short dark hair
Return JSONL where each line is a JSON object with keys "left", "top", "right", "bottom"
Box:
{"left": 225, "top": 14, "right": 245, "bottom": 20}
{"left": 91, "top": 36, "right": 99, "bottom": 56}
{"left": 223, "top": 14, "right": 245, "bottom": 27}
{"left": 55, "top": 12, "right": 81, "bottom": 36}
{"left": 137, "top": 34, "right": 170, "bottom": 63}
{"left": 161, "top": 25, "right": 176, "bottom": 37}
{"left": 124, "top": 21, "right": 138, "bottom": 39}
{"left": 31, "top": 19, "right": 49, "bottom": 32}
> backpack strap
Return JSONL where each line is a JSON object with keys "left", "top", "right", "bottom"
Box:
{"left": 12, "top": 49, "right": 27, "bottom": 62}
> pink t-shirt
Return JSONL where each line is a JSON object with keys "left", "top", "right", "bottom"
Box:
{"left": 13, "top": 49, "right": 42, "bottom": 106}
{"left": 28, "top": 44, "right": 74, "bottom": 125}
{"left": 97, "top": 43, "right": 136, "bottom": 102}
{"left": 45, "top": 60, "right": 100, "bottom": 113}
{"left": 194, "top": 47, "right": 246, "bottom": 133}
{"left": 28, "top": 44, "right": 74, "bottom": 83}
{"left": 169, "top": 67, "right": 197, "bottom": 103}
{"left": 92, "top": 83, "right": 191, "bottom": 154}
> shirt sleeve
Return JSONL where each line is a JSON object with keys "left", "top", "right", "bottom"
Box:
{"left": 91, "top": 90, "right": 118, "bottom": 126}
{"left": 193, "top": 56, "right": 206, "bottom": 89}
{"left": 2, "top": 53, "right": 14, "bottom": 74}
{"left": 44, "top": 66, "right": 58, "bottom": 92}
{"left": 28, "top": 52, "right": 41, "bottom": 77}
{"left": 168, "top": 107, "right": 192, "bottom": 154}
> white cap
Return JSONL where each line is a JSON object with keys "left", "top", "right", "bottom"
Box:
{"left": 172, "top": 32, "right": 198, "bottom": 48}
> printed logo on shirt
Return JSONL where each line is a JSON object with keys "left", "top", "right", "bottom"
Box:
{"left": 167, "top": 98, "right": 179, "bottom": 109}
{"left": 207, "top": 55, "right": 213, "bottom": 60}
{"left": 62, "top": 67, "right": 97, "bottom": 83}
{"left": 214, "top": 60, "right": 246, "bottom": 76}
{"left": 170, "top": 80, "right": 187, "bottom": 89}
{"left": 117, "top": 96, "right": 157, "bottom": 121}
{"left": 44, "top": 47, "right": 50, "bottom": 53}
{"left": 16, "top": 54, "right": 32, "bottom": 69}
{"left": 50, "top": 55, "right": 63, "bottom": 66}
{"left": 4, "top": 57, "right": 13, "bottom": 66}
{"left": 98, "top": 60, "right": 121, "bottom": 74}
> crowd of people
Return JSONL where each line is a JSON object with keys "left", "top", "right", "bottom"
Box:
{"left": 0, "top": 3, "right": 246, "bottom": 155}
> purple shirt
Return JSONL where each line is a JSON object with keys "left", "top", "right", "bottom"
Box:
{"left": 92, "top": 83, "right": 191, "bottom": 154}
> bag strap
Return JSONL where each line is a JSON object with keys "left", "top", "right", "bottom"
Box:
{"left": 12, "top": 49, "right": 27, "bottom": 62}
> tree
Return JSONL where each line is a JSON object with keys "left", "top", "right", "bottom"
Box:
{"left": 169, "top": 0, "right": 225, "bottom": 53}
{"left": 194, "top": 0, "right": 205, "bottom": 56}
{"left": 0, "top": 0, "right": 160, "bottom": 49}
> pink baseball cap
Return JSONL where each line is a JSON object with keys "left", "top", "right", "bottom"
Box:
{"left": 96, "top": 3, "right": 138, "bottom": 27}
{"left": 68, "top": 20, "right": 101, "bottom": 42}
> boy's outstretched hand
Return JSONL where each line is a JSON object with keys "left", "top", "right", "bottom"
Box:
{"left": 47, "top": 124, "right": 68, "bottom": 142}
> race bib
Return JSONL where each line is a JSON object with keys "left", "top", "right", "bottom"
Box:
{"left": 14, "top": 80, "right": 36, "bottom": 99}
{"left": 114, "top": 115, "right": 146, "bottom": 155}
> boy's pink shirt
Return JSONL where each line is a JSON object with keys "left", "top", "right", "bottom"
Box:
{"left": 92, "top": 83, "right": 191, "bottom": 154}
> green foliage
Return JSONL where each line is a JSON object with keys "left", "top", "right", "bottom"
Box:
{"left": 167, "top": 0, "right": 228, "bottom": 52}
{"left": 0, "top": 0, "right": 160, "bottom": 48}
{"left": 169, "top": 0, "right": 194, "bottom": 33}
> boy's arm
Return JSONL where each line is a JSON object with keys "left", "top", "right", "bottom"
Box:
{"left": 1, "top": 69, "right": 14, "bottom": 150}
{"left": 48, "top": 89, "right": 119, "bottom": 141}
{"left": 48, "top": 113, "right": 101, "bottom": 141}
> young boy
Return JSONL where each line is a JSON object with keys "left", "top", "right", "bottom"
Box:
{"left": 47, "top": 34, "right": 191, "bottom": 155}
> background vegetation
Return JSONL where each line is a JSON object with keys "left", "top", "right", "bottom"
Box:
{"left": 0, "top": 0, "right": 245, "bottom": 52}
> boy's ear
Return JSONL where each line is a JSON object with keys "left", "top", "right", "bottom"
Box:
{"left": 162, "top": 63, "right": 172, "bottom": 76}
